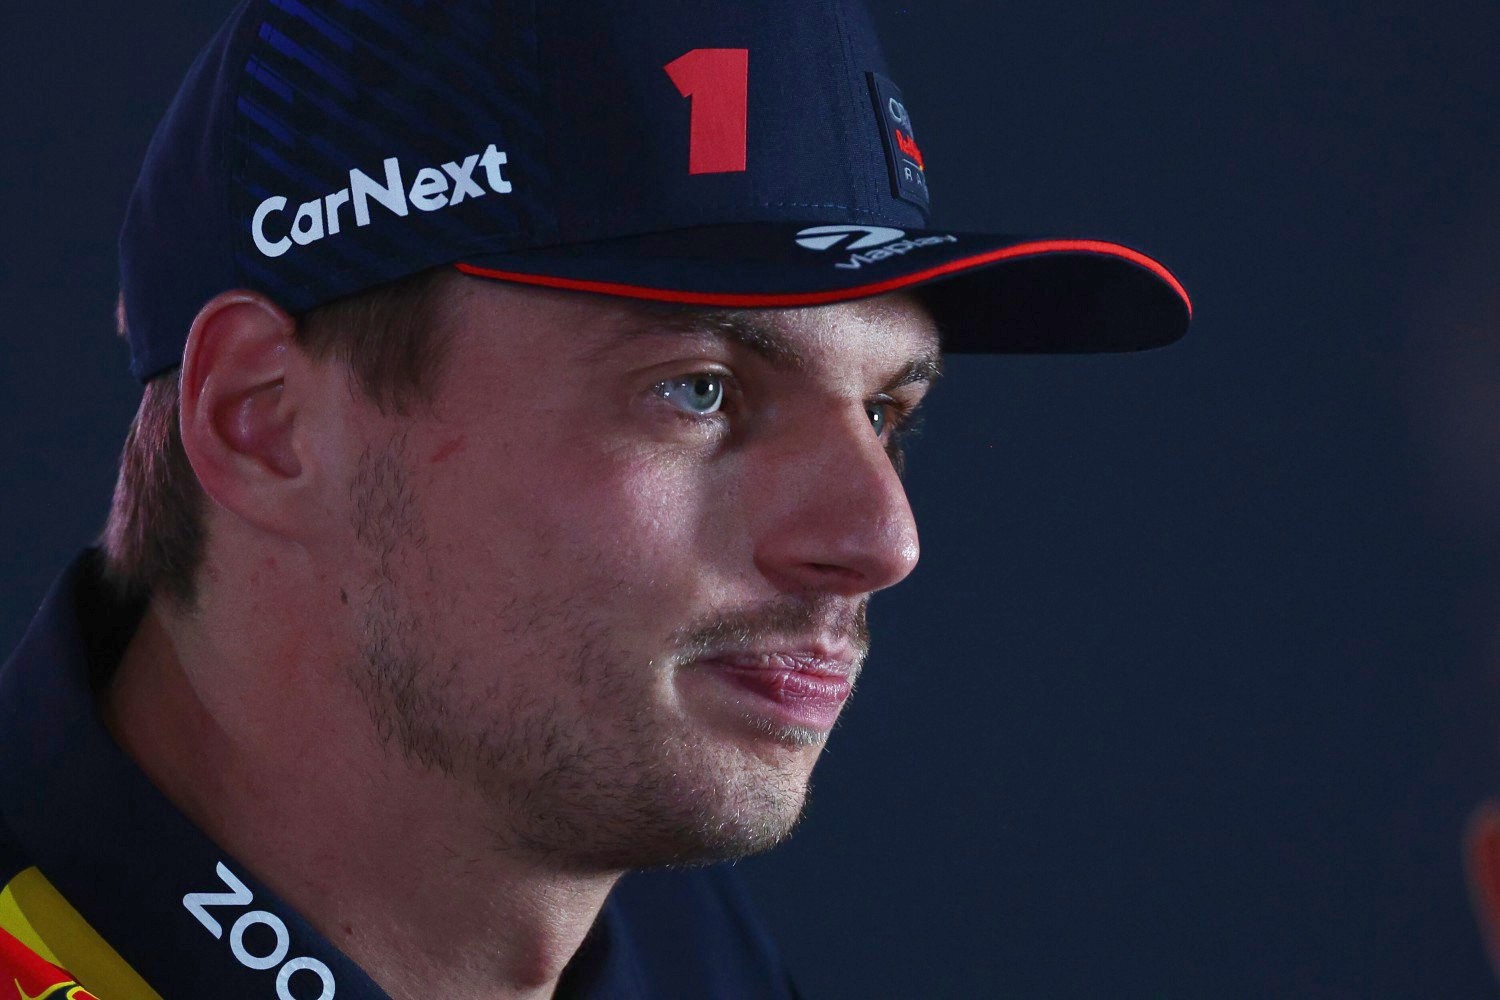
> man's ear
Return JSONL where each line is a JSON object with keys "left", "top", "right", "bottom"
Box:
{"left": 178, "top": 290, "right": 319, "bottom": 539}
{"left": 1466, "top": 801, "right": 1500, "bottom": 977}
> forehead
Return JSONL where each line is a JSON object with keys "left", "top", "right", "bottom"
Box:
{"left": 446, "top": 277, "right": 942, "bottom": 370}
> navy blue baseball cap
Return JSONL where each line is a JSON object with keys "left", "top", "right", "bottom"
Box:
{"left": 119, "top": 0, "right": 1192, "bottom": 383}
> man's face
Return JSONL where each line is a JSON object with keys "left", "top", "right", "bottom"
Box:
{"left": 330, "top": 279, "right": 939, "bottom": 872}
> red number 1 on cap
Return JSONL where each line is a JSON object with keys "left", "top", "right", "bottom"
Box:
{"left": 664, "top": 48, "right": 749, "bottom": 175}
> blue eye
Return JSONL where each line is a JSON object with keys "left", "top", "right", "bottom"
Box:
{"left": 657, "top": 374, "right": 724, "bottom": 415}
{"left": 868, "top": 398, "right": 908, "bottom": 439}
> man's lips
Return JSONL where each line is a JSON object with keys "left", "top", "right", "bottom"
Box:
{"left": 691, "top": 650, "right": 857, "bottom": 732}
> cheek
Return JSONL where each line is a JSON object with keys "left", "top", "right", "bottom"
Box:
{"left": 549, "top": 449, "right": 732, "bottom": 590}
{"left": 417, "top": 429, "right": 736, "bottom": 619}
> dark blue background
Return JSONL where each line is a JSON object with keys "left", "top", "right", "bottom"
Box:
{"left": 4, "top": 3, "right": 1498, "bottom": 996}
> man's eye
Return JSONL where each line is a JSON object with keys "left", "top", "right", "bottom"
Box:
{"left": 656, "top": 374, "right": 725, "bottom": 415}
{"left": 867, "top": 399, "right": 904, "bottom": 438}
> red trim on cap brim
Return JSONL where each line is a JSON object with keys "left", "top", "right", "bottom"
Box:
{"left": 455, "top": 238, "right": 1192, "bottom": 318}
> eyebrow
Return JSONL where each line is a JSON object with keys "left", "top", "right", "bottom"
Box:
{"left": 622, "top": 309, "right": 808, "bottom": 370}
{"left": 884, "top": 353, "right": 944, "bottom": 394}
{"left": 605, "top": 305, "right": 945, "bottom": 388}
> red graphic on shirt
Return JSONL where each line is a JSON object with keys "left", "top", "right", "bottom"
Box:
{"left": 895, "top": 129, "right": 925, "bottom": 171}
{"left": 0, "top": 927, "right": 97, "bottom": 999}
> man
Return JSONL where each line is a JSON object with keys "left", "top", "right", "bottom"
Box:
{"left": 0, "top": 0, "right": 1190, "bottom": 997}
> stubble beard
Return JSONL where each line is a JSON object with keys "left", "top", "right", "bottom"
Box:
{"left": 343, "top": 437, "right": 866, "bottom": 873}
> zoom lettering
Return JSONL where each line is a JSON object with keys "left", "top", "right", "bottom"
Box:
{"left": 184, "top": 862, "right": 337, "bottom": 999}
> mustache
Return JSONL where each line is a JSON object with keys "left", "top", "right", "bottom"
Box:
{"left": 669, "top": 597, "right": 871, "bottom": 665}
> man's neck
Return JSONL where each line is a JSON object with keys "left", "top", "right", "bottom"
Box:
{"left": 102, "top": 597, "right": 618, "bottom": 1000}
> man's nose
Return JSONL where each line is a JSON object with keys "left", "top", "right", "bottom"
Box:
{"left": 750, "top": 407, "right": 921, "bottom": 598}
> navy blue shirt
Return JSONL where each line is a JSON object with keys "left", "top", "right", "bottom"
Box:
{"left": 0, "top": 551, "right": 802, "bottom": 998}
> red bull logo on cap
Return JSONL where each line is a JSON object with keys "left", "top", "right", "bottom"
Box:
{"left": 894, "top": 129, "right": 925, "bottom": 172}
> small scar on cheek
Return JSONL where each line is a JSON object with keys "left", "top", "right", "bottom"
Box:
{"left": 428, "top": 435, "right": 467, "bottom": 465}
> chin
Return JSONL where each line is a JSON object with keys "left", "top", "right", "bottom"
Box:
{"left": 675, "top": 748, "right": 817, "bottom": 860}
{"left": 624, "top": 800, "right": 809, "bottom": 872}
{"left": 545, "top": 742, "right": 817, "bottom": 873}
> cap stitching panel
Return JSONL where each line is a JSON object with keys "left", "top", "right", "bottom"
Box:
{"left": 529, "top": 0, "right": 558, "bottom": 244}
{"left": 225, "top": 0, "right": 267, "bottom": 297}
{"left": 829, "top": 0, "right": 871, "bottom": 213}
{"left": 745, "top": 2, "right": 869, "bottom": 219}
{"left": 532, "top": 0, "right": 563, "bottom": 245}
{"left": 760, "top": 200, "right": 883, "bottom": 218}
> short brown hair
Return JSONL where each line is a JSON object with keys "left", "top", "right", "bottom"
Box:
{"left": 100, "top": 269, "right": 460, "bottom": 608}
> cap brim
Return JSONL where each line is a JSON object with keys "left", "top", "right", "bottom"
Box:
{"left": 456, "top": 223, "right": 1191, "bottom": 354}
